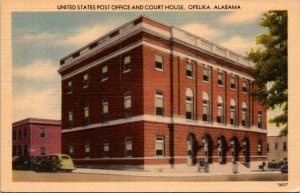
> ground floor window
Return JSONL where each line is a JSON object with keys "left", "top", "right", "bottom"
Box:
{"left": 69, "top": 145, "right": 74, "bottom": 158}
{"left": 155, "top": 136, "right": 165, "bottom": 156}
{"left": 103, "top": 140, "right": 109, "bottom": 157}
{"left": 85, "top": 142, "right": 90, "bottom": 158}
{"left": 41, "top": 147, "right": 46, "bottom": 156}
{"left": 125, "top": 137, "right": 132, "bottom": 157}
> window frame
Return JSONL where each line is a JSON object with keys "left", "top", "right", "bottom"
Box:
{"left": 101, "top": 65, "right": 108, "bottom": 81}
{"left": 203, "top": 67, "right": 210, "bottom": 83}
{"left": 242, "top": 102, "right": 249, "bottom": 127}
{"left": 67, "top": 80, "right": 73, "bottom": 94}
{"left": 258, "top": 111, "right": 262, "bottom": 128}
{"left": 124, "top": 91, "right": 132, "bottom": 118}
{"left": 83, "top": 106, "right": 89, "bottom": 126}
{"left": 186, "top": 62, "right": 194, "bottom": 79}
{"left": 155, "top": 90, "right": 164, "bottom": 116}
{"left": 102, "top": 98, "right": 109, "bottom": 122}
{"left": 123, "top": 56, "right": 131, "bottom": 73}
{"left": 230, "top": 76, "right": 237, "bottom": 90}
{"left": 125, "top": 137, "right": 133, "bottom": 157}
{"left": 217, "top": 95, "right": 224, "bottom": 124}
{"left": 155, "top": 54, "right": 164, "bottom": 71}
{"left": 155, "top": 136, "right": 165, "bottom": 157}
{"left": 68, "top": 110, "right": 74, "bottom": 128}
{"left": 230, "top": 99, "right": 237, "bottom": 126}
{"left": 202, "top": 92, "right": 210, "bottom": 122}
{"left": 41, "top": 147, "right": 46, "bottom": 156}
{"left": 40, "top": 128, "right": 46, "bottom": 138}
{"left": 83, "top": 74, "right": 89, "bottom": 88}
{"left": 242, "top": 80, "right": 249, "bottom": 93}
{"left": 103, "top": 140, "right": 109, "bottom": 157}
{"left": 217, "top": 72, "right": 224, "bottom": 87}
{"left": 69, "top": 144, "right": 74, "bottom": 158}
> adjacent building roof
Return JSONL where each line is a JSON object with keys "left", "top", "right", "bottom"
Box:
{"left": 12, "top": 118, "right": 61, "bottom": 127}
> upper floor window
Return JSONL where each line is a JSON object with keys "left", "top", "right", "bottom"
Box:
{"left": 13, "top": 130, "right": 16, "bottom": 140}
{"left": 125, "top": 137, "right": 132, "bottom": 157}
{"left": 203, "top": 67, "right": 210, "bottom": 82}
{"left": 101, "top": 65, "right": 108, "bottom": 81}
{"left": 202, "top": 92, "right": 210, "bottom": 122}
{"left": 243, "top": 80, "right": 249, "bottom": 93}
{"left": 123, "top": 56, "right": 131, "bottom": 73}
{"left": 40, "top": 128, "right": 45, "bottom": 138}
{"left": 186, "top": 88, "right": 194, "bottom": 120}
{"left": 217, "top": 72, "right": 224, "bottom": 86}
{"left": 275, "top": 142, "right": 278, "bottom": 150}
{"left": 68, "top": 110, "right": 73, "bottom": 128}
{"left": 258, "top": 111, "right": 262, "bottom": 128}
{"left": 124, "top": 91, "right": 132, "bottom": 118}
{"left": 267, "top": 143, "right": 269, "bottom": 152}
{"left": 242, "top": 102, "right": 248, "bottom": 127}
{"left": 83, "top": 74, "right": 88, "bottom": 88}
{"left": 155, "top": 91, "right": 164, "bottom": 116}
{"left": 230, "top": 99, "right": 237, "bottom": 125}
{"left": 155, "top": 136, "right": 165, "bottom": 156}
{"left": 102, "top": 98, "right": 109, "bottom": 122}
{"left": 231, "top": 76, "right": 237, "bottom": 89}
{"left": 84, "top": 106, "right": 89, "bottom": 126}
{"left": 155, "top": 54, "right": 164, "bottom": 71}
{"left": 24, "top": 128, "right": 27, "bottom": 139}
{"left": 186, "top": 62, "right": 193, "bottom": 78}
{"left": 19, "top": 130, "right": 22, "bottom": 139}
{"left": 67, "top": 81, "right": 73, "bottom": 94}
{"left": 217, "top": 95, "right": 224, "bottom": 124}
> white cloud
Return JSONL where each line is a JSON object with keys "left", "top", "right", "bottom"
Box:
{"left": 220, "top": 11, "right": 264, "bottom": 24}
{"left": 13, "top": 60, "right": 59, "bottom": 79}
{"left": 21, "top": 32, "right": 57, "bottom": 42}
{"left": 12, "top": 88, "right": 60, "bottom": 122}
{"left": 180, "top": 23, "right": 221, "bottom": 40}
{"left": 63, "top": 19, "right": 126, "bottom": 46}
{"left": 218, "top": 36, "right": 260, "bottom": 55}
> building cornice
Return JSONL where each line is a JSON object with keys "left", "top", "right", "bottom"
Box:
{"left": 13, "top": 118, "right": 61, "bottom": 127}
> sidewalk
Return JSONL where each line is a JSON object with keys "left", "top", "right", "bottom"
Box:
{"left": 73, "top": 168, "right": 281, "bottom": 177}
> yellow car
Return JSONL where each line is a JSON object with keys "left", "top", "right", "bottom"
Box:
{"left": 41, "top": 154, "right": 75, "bottom": 172}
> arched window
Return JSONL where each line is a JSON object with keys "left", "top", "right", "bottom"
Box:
{"left": 230, "top": 99, "right": 237, "bottom": 125}
{"left": 202, "top": 92, "right": 210, "bottom": 122}
{"left": 186, "top": 88, "right": 194, "bottom": 120}
{"left": 242, "top": 101, "right": 248, "bottom": 127}
{"left": 217, "top": 95, "right": 224, "bottom": 124}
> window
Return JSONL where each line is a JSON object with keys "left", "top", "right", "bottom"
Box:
{"left": 101, "top": 65, "right": 108, "bottom": 81}
{"left": 155, "top": 54, "right": 164, "bottom": 70}
{"left": 24, "top": 128, "right": 27, "bottom": 139}
{"left": 155, "top": 91, "right": 164, "bottom": 116}
{"left": 202, "top": 92, "right": 210, "bottom": 122}
{"left": 217, "top": 95, "right": 224, "bottom": 124}
{"left": 155, "top": 136, "right": 165, "bottom": 156}
{"left": 283, "top": 142, "right": 287, "bottom": 151}
{"left": 13, "top": 130, "right": 16, "bottom": 140}
{"left": 102, "top": 99, "right": 109, "bottom": 122}
{"left": 67, "top": 81, "right": 73, "bottom": 93}
{"left": 69, "top": 145, "right": 74, "bottom": 158}
{"left": 123, "top": 56, "right": 131, "bottom": 72}
{"left": 83, "top": 74, "right": 88, "bottom": 88}
{"left": 41, "top": 147, "right": 46, "bottom": 156}
{"left": 84, "top": 106, "right": 89, "bottom": 126}
{"left": 13, "top": 145, "right": 17, "bottom": 156}
{"left": 186, "top": 88, "right": 194, "bottom": 120}
{"left": 19, "top": 130, "right": 22, "bottom": 139}
{"left": 242, "top": 102, "right": 248, "bottom": 127}
{"left": 103, "top": 140, "right": 109, "bottom": 157}
{"left": 243, "top": 80, "right": 249, "bottom": 92}
{"left": 258, "top": 111, "right": 262, "bottom": 128}
{"left": 217, "top": 72, "right": 224, "bottom": 86}
{"left": 275, "top": 142, "right": 278, "bottom": 150}
{"left": 230, "top": 99, "right": 237, "bottom": 125}
{"left": 85, "top": 142, "right": 90, "bottom": 158}
{"left": 231, "top": 76, "right": 237, "bottom": 89}
{"left": 124, "top": 91, "right": 132, "bottom": 118}
{"left": 125, "top": 137, "right": 132, "bottom": 157}
{"left": 186, "top": 62, "right": 193, "bottom": 78}
{"left": 40, "top": 128, "right": 45, "bottom": 138}
{"left": 203, "top": 67, "right": 210, "bottom": 82}
{"left": 267, "top": 143, "right": 269, "bottom": 152}
{"left": 257, "top": 140, "right": 262, "bottom": 156}
{"left": 67, "top": 110, "right": 73, "bottom": 128}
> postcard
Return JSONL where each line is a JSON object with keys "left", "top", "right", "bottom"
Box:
{"left": 1, "top": 0, "right": 299, "bottom": 192}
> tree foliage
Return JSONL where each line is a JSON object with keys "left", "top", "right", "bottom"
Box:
{"left": 248, "top": 11, "right": 287, "bottom": 135}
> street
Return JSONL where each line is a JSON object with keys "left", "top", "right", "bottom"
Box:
{"left": 13, "top": 170, "right": 288, "bottom": 182}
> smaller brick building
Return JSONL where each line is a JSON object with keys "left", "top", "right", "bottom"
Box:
{"left": 12, "top": 118, "right": 61, "bottom": 157}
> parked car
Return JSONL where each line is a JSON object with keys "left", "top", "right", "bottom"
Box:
{"left": 12, "top": 156, "right": 24, "bottom": 170}
{"left": 280, "top": 164, "right": 288, "bottom": 173}
{"left": 34, "top": 154, "right": 75, "bottom": 172}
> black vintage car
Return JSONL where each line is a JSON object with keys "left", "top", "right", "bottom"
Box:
{"left": 34, "top": 155, "right": 62, "bottom": 172}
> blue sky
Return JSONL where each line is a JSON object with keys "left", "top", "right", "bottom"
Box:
{"left": 12, "top": 11, "right": 282, "bottom": 135}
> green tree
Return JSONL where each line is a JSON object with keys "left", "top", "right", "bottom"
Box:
{"left": 248, "top": 11, "right": 287, "bottom": 136}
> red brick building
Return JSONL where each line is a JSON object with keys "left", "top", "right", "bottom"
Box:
{"left": 58, "top": 15, "right": 267, "bottom": 172}
{"left": 12, "top": 118, "right": 61, "bottom": 157}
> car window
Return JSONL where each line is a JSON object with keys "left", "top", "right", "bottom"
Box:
{"left": 62, "top": 155, "right": 70, "bottom": 160}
